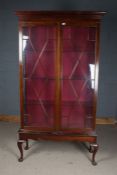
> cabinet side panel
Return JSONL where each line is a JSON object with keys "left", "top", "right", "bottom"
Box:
{"left": 19, "top": 25, "right": 24, "bottom": 128}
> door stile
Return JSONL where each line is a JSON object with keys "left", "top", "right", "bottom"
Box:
{"left": 54, "top": 23, "right": 62, "bottom": 131}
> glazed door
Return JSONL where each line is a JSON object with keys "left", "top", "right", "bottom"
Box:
{"left": 22, "top": 24, "right": 57, "bottom": 130}
{"left": 21, "top": 23, "right": 97, "bottom": 131}
{"left": 60, "top": 24, "right": 97, "bottom": 130}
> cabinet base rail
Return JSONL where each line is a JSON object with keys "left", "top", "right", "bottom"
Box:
{"left": 17, "top": 130, "right": 98, "bottom": 165}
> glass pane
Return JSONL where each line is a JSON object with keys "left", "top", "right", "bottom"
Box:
{"left": 61, "top": 103, "right": 93, "bottom": 128}
{"left": 22, "top": 26, "right": 56, "bottom": 128}
{"left": 61, "top": 26, "right": 96, "bottom": 129}
{"left": 24, "top": 104, "right": 54, "bottom": 127}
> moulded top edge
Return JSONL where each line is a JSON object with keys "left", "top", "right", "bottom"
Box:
{"left": 15, "top": 11, "right": 106, "bottom": 17}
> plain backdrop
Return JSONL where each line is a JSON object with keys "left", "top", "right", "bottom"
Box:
{"left": 0, "top": 0, "right": 117, "bottom": 119}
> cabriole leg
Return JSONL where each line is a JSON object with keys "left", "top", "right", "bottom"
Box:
{"left": 89, "top": 143, "right": 99, "bottom": 165}
{"left": 17, "top": 140, "right": 24, "bottom": 162}
{"left": 24, "top": 139, "right": 29, "bottom": 150}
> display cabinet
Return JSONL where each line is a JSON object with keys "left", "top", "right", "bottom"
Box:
{"left": 16, "top": 11, "right": 106, "bottom": 165}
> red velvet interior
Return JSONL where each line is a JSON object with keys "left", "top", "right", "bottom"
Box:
{"left": 61, "top": 26, "right": 96, "bottom": 129}
{"left": 23, "top": 26, "right": 96, "bottom": 129}
{"left": 23, "top": 26, "right": 56, "bottom": 127}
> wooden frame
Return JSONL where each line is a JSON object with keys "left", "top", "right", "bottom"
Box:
{"left": 16, "top": 11, "right": 106, "bottom": 165}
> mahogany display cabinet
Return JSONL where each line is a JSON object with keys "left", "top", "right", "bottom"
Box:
{"left": 16, "top": 11, "right": 106, "bottom": 165}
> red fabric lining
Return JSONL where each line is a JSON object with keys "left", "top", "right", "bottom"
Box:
{"left": 23, "top": 26, "right": 96, "bottom": 129}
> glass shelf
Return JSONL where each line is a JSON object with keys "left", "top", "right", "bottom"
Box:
{"left": 24, "top": 99, "right": 94, "bottom": 106}
{"left": 24, "top": 76, "right": 56, "bottom": 80}
{"left": 22, "top": 50, "right": 95, "bottom": 53}
{"left": 23, "top": 76, "right": 95, "bottom": 81}
{"left": 24, "top": 100, "right": 55, "bottom": 105}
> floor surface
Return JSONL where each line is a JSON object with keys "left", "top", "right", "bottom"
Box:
{"left": 0, "top": 122, "right": 117, "bottom": 175}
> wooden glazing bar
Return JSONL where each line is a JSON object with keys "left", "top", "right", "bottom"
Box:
{"left": 54, "top": 23, "right": 61, "bottom": 131}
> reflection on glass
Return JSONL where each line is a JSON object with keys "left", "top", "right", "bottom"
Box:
{"left": 23, "top": 35, "right": 29, "bottom": 39}
{"left": 89, "top": 64, "right": 95, "bottom": 79}
{"left": 89, "top": 64, "right": 95, "bottom": 89}
{"left": 23, "top": 35, "right": 29, "bottom": 51}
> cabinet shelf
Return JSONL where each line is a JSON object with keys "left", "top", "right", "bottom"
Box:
{"left": 23, "top": 76, "right": 95, "bottom": 81}
{"left": 24, "top": 100, "right": 54, "bottom": 105}
{"left": 24, "top": 77, "right": 56, "bottom": 80}
{"left": 24, "top": 99, "right": 93, "bottom": 106}
{"left": 62, "top": 51, "right": 95, "bottom": 53}
{"left": 24, "top": 49, "right": 95, "bottom": 53}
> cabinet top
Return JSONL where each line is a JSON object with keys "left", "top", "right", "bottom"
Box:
{"left": 16, "top": 11, "right": 106, "bottom": 20}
